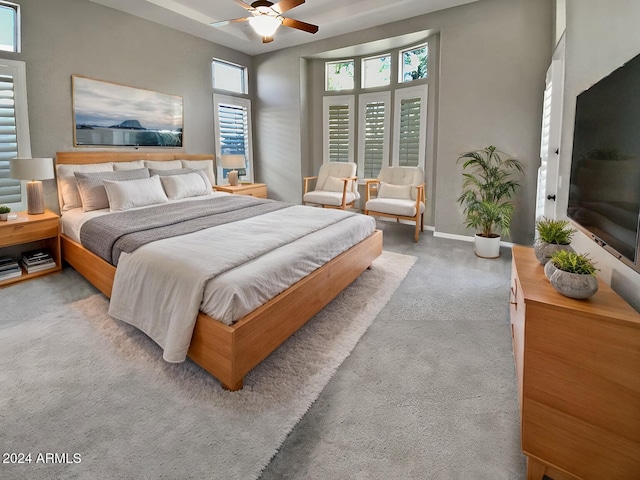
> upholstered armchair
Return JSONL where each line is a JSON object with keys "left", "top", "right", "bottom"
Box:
{"left": 303, "top": 162, "right": 360, "bottom": 210}
{"left": 364, "top": 166, "right": 426, "bottom": 242}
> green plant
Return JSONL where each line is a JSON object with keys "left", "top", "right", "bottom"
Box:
{"left": 550, "top": 250, "right": 598, "bottom": 276}
{"left": 457, "top": 145, "right": 524, "bottom": 238}
{"left": 535, "top": 217, "right": 576, "bottom": 245}
{"left": 0, "top": 205, "right": 10, "bottom": 214}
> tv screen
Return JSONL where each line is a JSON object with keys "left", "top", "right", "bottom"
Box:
{"left": 567, "top": 52, "right": 640, "bottom": 273}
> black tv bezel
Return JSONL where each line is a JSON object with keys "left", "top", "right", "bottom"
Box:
{"left": 567, "top": 55, "right": 640, "bottom": 275}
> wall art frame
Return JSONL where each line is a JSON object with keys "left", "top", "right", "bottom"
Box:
{"left": 72, "top": 75, "right": 183, "bottom": 148}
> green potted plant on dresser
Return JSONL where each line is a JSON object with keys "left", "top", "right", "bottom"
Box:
{"left": 0, "top": 205, "right": 10, "bottom": 221}
{"left": 534, "top": 217, "right": 576, "bottom": 265}
{"left": 457, "top": 145, "right": 524, "bottom": 258}
{"left": 545, "top": 250, "right": 599, "bottom": 299}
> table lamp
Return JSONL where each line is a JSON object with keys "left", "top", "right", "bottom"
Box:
{"left": 10, "top": 157, "right": 55, "bottom": 215}
{"left": 220, "top": 155, "right": 246, "bottom": 186}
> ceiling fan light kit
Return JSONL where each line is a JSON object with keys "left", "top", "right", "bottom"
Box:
{"left": 248, "top": 15, "right": 282, "bottom": 37}
{"left": 212, "top": 0, "right": 318, "bottom": 43}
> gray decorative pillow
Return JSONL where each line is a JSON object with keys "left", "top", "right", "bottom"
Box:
{"left": 75, "top": 168, "right": 150, "bottom": 211}
{"left": 148, "top": 167, "right": 195, "bottom": 177}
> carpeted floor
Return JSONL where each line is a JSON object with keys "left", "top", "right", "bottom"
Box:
{"left": 0, "top": 250, "right": 415, "bottom": 480}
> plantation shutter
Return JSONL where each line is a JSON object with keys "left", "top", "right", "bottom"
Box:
{"left": 398, "top": 96, "right": 421, "bottom": 167}
{"left": 363, "top": 101, "right": 386, "bottom": 178}
{"left": 328, "top": 103, "right": 350, "bottom": 163}
{"left": 218, "top": 103, "right": 248, "bottom": 156}
{"left": 0, "top": 73, "right": 20, "bottom": 203}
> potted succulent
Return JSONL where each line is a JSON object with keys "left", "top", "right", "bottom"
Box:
{"left": 546, "top": 250, "right": 599, "bottom": 299}
{"left": 0, "top": 205, "right": 10, "bottom": 221}
{"left": 534, "top": 217, "right": 576, "bottom": 265}
{"left": 457, "top": 145, "right": 524, "bottom": 258}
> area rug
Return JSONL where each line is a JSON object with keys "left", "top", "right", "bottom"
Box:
{"left": 0, "top": 250, "right": 416, "bottom": 480}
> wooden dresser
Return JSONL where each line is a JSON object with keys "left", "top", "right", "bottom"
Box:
{"left": 510, "top": 245, "right": 640, "bottom": 480}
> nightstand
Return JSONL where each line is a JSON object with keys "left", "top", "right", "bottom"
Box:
{"left": 0, "top": 210, "right": 61, "bottom": 287}
{"left": 215, "top": 183, "right": 267, "bottom": 198}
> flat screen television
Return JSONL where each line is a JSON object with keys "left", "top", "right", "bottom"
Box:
{"left": 567, "top": 52, "right": 640, "bottom": 274}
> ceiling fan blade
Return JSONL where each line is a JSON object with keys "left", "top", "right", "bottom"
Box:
{"left": 262, "top": 36, "right": 274, "bottom": 43}
{"left": 234, "top": 0, "right": 255, "bottom": 12}
{"left": 271, "top": 0, "right": 304, "bottom": 14}
{"left": 281, "top": 17, "right": 318, "bottom": 34}
{"left": 210, "top": 17, "right": 249, "bottom": 27}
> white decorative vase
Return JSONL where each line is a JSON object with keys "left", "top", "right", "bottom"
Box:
{"left": 474, "top": 234, "right": 501, "bottom": 258}
{"left": 534, "top": 241, "right": 574, "bottom": 265}
{"left": 550, "top": 269, "right": 599, "bottom": 299}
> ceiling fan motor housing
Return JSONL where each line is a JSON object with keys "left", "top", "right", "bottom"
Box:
{"left": 251, "top": 0, "right": 275, "bottom": 9}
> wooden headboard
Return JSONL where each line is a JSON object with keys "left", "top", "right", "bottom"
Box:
{"left": 55, "top": 151, "right": 215, "bottom": 165}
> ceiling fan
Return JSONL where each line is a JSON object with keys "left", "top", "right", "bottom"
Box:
{"left": 211, "top": 0, "right": 319, "bottom": 43}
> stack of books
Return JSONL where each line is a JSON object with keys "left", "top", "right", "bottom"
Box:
{"left": 21, "top": 249, "right": 56, "bottom": 274}
{"left": 0, "top": 256, "right": 22, "bottom": 281}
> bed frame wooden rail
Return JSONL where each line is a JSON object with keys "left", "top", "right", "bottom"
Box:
{"left": 56, "top": 151, "right": 383, "bottom": 391}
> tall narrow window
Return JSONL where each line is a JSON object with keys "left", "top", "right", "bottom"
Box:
{"left": 212, "top": 59, "right": 247, "bottom": 94}
{"left": 393, "top": 86, "right": 427, "bottom": 169}
{"left": 323, "top": 96, "right": 354, "bottom": 163}
{"left": 0, "top": 2, "right": 19, "bottom": 53}
{"left": 213, "top": 94, "right": 253, "bottom": 182}
{"left": 0, "top": 59, "right": 31, "bottom": 206}
{"left": 358, "top": 92, "right": 390, "bottom": 179}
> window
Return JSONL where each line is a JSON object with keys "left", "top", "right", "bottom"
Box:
{"left": 0, "top": 2, "right": 19, "bottom": 53}
{"left": 0, "top": 59, "right": 31, "bottom": 206}
{"left": 362, "top": 54, "right": 391, "bottom": 89}
{"left": 325, "top": 60, "right": 354, "bottom": 91}
{"left": 358, "top": 92, "right": 390, "bottom": 179}
{"left": 400, "top": 44, "right": 428, "bottom": 83}
{"left": 393, "top": 85, "right": 427, "bottom": 168}
{"left": 212, "top": 59, "right": 247, "bottom": 94}
{"left": 323, "top": 96, "right": 354, "bottom": 163}
{"left": 213, "top": 94, "right": 253, "bottom": 182}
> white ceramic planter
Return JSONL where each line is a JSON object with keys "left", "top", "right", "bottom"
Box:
{"left": 474, "top": 234, "right": 501, "bottom": 258}
{"left": 0, "top": 213, "right": 8, "bottom": 221}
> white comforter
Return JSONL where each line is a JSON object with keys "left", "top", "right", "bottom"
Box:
{"left": 93, "top": 203, "right": 375, "bottom": 362}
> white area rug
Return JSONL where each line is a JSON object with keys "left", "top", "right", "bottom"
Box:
{"left": 0, "top": 250, "right": 415, "bottom": 480}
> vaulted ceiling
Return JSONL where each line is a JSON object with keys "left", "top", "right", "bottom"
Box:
{"left": 88, "top": 0, "right": 477, "bottom": 55}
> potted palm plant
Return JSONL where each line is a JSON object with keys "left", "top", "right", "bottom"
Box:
{"left": 534, "top": 217, "right": 576, "bottom": 265}
{"left": 457, "top": 146, "right": 524, "bottom": 258}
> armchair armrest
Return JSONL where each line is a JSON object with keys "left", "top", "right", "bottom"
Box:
{"left": 303, "top": 175, "right": 318, "bottom": 195}
{"left": 365, "top": 179, "right": 380, "bottom": 203}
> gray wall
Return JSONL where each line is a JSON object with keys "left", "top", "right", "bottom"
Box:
{"left": 557, "top": 0, "right": 640, "bottom": 310}
{"left": 1, "top": 0, "right": 250, "bottom": 211}
{"left": 253, "top": 0, "right": 553, "bottom": 245}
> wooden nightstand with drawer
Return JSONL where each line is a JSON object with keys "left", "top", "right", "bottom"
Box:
{"left": 0, "top": 210, "right": 62, "bottom": 287}
{"left": 215, "top": 183, "right": 267, "bottom": 198}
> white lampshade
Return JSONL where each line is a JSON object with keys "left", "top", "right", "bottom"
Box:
{"left": 248, "top": 15, "right": 281, "bottom": 37}
{"left": 220, "top": 155, "right": 246, "bottom": 170}
{"left": 10, "top": 157, "right": 54, "bottom": 181}
{"left": 10, "top": 158, "right": 54, "bottom": 215}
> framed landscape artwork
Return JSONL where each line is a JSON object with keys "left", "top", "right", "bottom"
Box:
{"left": 72, "top": 75, "right": 183, "bottom": 147}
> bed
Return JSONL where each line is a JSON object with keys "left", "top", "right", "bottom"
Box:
{"left": 55, "top": 151, "right": 383, "bottom": 391}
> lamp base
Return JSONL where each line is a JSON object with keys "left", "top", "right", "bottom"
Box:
{"left": 228, "top": 170, "right": 239, "bottom": 187}
{"left": 26, "top": 181, "right": 45, "bottom": 215}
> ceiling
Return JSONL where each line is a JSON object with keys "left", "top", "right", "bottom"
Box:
{"left": 88, "top": 0, "right": 477, "bottom": 56}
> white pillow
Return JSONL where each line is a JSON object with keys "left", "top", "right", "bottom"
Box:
{"left": 56, "top": 162, "right": 114, "bottom": 211}
{"left": 113, "top": 160, "right": 145, "bottom": 171}
{"left": 181, "top": 159, "right": 216, "bottom": 185}
{"left": 160, "top": 171, "right": 212, "bottom": 200}
{"left": 144, "top": 160, "right": 182, "bottom": 170}
{"left": 103, "top": 175, "right": 168, "bottom": 212}
{"left": 322, "top": 176, "right": 347, "bottom": 192}
{"left": 75, "top": 168, "right": 150, "bottom": 212}
{"left": 378, "top": 182, "right": 412, "bottom": 199}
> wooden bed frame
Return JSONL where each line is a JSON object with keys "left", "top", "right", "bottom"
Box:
{"left": 56, "top": 151, "right": 383, "bottom": 391}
